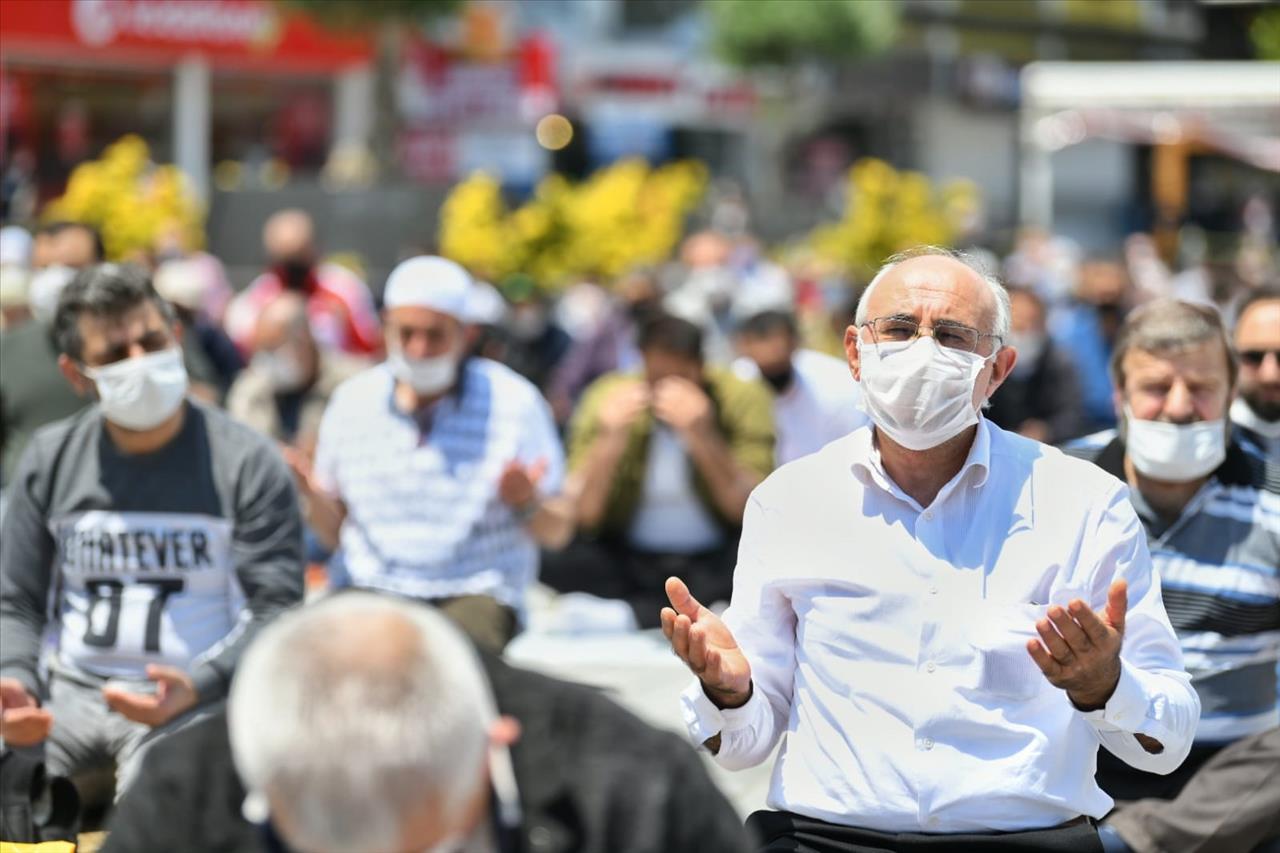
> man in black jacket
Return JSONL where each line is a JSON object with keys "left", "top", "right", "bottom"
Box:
{"left": 987, "top": 286, "right": 1084, "bottom": 444}
{"left": 103, "top": 592, "right": 752, "bottom": 853}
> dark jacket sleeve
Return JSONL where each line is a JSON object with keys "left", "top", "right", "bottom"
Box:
{"left": 103, "top": 712, "right": 265, "bottom": 853}
{"left": 663, "top": 736, "right": 758, "bottom": 853}
{"left": 1041, "top": 346, "right": 1086, "bottom": 444}
{"left": 0, "top": 438, "right": 56, "bottom": 697}
{"left": 190, "top": 438, "right": 304, "bottom": 702}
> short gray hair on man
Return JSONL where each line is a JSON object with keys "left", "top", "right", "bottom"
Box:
{"left": 1109, "top": 298, "right": 1237, "bottom": 391}
{"left": 229, "top": 593, "right": 497, "bottom": 853}
{"left": 854, "top": 246, "right": 1012, "bottom": 344}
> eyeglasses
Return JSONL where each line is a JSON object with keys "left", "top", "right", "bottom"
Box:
{"left": 863, "top": 316, "right": 1001, "bottom": 354}
{"left": 1239, "top": 349, "right": 1279, "bottom": 367}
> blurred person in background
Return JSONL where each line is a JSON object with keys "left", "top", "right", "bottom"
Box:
{"left": 0, "top": 222, "right": 105, "bottom": 486}
{"left": 32, "top": 220, "right": 104, "bottom": 272}
{"left": 1231, "top": 287, "right": 1280, "bottom": 467}
{"left": 462, "top": 279, "right": 512, "bottom": 364}
{"left": 1053, "top": 258, "right": 1132, "bottom": 434}
{"left": 227, "top": 291, "right": 368, "bottom": 455}
{"left": 286, "top": 256, "right": 572, "bottom": 654}
{"left": 542, "top": 314, "right": 774, "bottom": 627}
{"left": 150, "top": 219, "right": 235, "bottom": 326}
{"left": 0, "top": 263, "right": 29, "bottom": 334}
{"left": 0, "top": 225, "right": 34, "bottom": 332}
{"left": 152, "top": 258, "right": 243, "bottom": 403}
{"left": 0, "top": 264, "right": 303, "bottom": 807}
{"left": 103, "top": 592, "right": 752, "bottom": 853}
{"left": 1060, "top": 300, "right": 1279, "bottom": 853}
{"left": 731, "top": 299, "right": 866, "bottom": 465}
{"left": 548, "top": 266, "right": 660, "bottom": 424}
{"left": 499, "top": 273, "right": 572, "bottom": 394}
{"left": 224, "top": 209, "right": 381, "bottom": 357}
{"left": 986, "top": 287, "right": 1084, "bottom": 444}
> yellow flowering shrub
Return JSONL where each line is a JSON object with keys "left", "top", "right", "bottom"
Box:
{"left": 804, "top": 158, "right": 979, "bottom": 281}
{"left": 42, "top": 135, "right": 205, "bottom": 260}
{"left": 439, "top": 159, "right": 707, "bottom": 292}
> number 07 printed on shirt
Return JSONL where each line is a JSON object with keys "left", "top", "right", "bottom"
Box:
{"left": 48, "top": 510, "right": 238, "bottom": 679}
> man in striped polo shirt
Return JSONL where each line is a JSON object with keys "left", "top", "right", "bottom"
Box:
{"left": 287, "top": 257, "right": 573, "bottom": 654}
{"left": 1064, "top": 299, "right": 1279, "bottom": 852}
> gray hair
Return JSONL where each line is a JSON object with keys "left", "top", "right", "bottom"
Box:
{"left": 854, "top": 246, "right": 1012, "bottom": 344}
{"left": 228, "top": 593, "right": 496, "bottom": 853}
{"left": 1109, "top": 298, "right": 1237, "bottom": 391}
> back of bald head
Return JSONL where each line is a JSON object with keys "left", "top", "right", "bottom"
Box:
{"left": 263, "top": 209, "right": 315, "bottom": 261}
{"left": 255, "top": 291, "right": 312, "bottom": 350}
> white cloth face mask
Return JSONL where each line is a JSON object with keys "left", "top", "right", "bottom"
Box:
{"left": 84, "top": 347, "right": 189, "bottom": 431}
{"left": 1124, "top": 406, "right": 1226, "bottom": 482}
{"left": 253, "top": 347, "right": 308, "bottom": 393}
{"left": 388, "top": 350, "right": 458, "bottom": 395}
{"left": 856, "top": 336, "right": 992, "bottom": 451}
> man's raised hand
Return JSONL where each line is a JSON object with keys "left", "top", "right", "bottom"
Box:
{"left": 1027, "top": 578, "right": 1127, "bottom": 712}
{"left": 661, "top": 577, "right": 752, "bottom": 709}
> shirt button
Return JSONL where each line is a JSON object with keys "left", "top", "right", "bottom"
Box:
{"left": 924, "top": 510, "right": 934, "bottom": 520}
{"left": 922, "top": 737, "right": 935, "bottom": 750}
{"left": 925, "top": 661, "right": 937, "bottom": 673}
{"left": 928, "top": 585, "right": 939, "bottom": 595}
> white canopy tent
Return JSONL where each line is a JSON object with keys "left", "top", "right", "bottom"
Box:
{"left": 1018, "top": 61, "right": 1280, "bottom": 227}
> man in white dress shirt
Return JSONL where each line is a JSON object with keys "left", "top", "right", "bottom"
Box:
{"left": 662, "top": 246, "right": 1200, "bottom": 852}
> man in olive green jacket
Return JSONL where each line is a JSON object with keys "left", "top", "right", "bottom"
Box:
{"left": 543, "top": 314, "right": 775, "bottom": 627}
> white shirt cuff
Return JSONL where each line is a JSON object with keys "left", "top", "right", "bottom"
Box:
{"left": 1077, "top": 659, "right": 1148, "bottom": 732}
{"left": 680, "top": 678, "right": 761, "bottom": 749}
{"left": 681, "top": 678, "right": 725, "bottom": 747}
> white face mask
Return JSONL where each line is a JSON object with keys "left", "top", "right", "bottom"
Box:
{"left": 388, "top": 350, "right": 458, "bottom": 395}
{"left": 856, "top": 336, "right": 992, "bottom": 451}
{"left": 84, "top": 347, "right": 188, "bottom": 431}
{"left": 253, "top": 347, "right": 308, "bottom": 393}
{"left": 1124, "top": 406, "right": 1226, "bottom": 482}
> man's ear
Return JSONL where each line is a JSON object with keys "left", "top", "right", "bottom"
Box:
{"left": 1112, "top": 388, "right": 1126, "bottom": 423}
{"left": 985, "top": 345, "right": 1017, "bottom": 399}
{"left": 488, "top": 714, "right": 521, "bottom": 748}
{"left": 843, "top": 325, "right": 861, "bottom": 381}
{"left": 57, "top": 353, "right": 94, "bottom": 397}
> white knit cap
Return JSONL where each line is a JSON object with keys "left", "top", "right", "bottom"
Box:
{"left": 463, "top": 281, "right": 508, "bottom": 325}
{"left": 383, "top": 256, "right": 472, "bottom": 319}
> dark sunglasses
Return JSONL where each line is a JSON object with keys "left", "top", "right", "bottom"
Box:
{"left": 1239, "top": 349, "right": 1279, "bottom": 367}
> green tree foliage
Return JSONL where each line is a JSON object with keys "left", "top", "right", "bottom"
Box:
{"left": 1251, "top": 8, "right": 1280, "bottom": 61}
{"left": 278, "top": 0, "right": 463, "bottom": 27}
{"left": 708, "top": 0, "right": 899, "bottom": 67}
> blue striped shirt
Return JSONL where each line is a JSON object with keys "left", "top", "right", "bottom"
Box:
{"left": 1066, "top": 432, "right": 1280, "bottom": 742}
{"left": 314, "top": 359, "right": 564, "bottom": 613}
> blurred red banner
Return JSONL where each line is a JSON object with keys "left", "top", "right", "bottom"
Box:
{"left": 0, "top": 0, "right": 372, "bottom": 73}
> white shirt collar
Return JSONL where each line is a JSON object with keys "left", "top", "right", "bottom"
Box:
{"left": 849, "top": 417, "right": 993, "bottom": 510}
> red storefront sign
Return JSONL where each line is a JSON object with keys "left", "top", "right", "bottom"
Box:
{"left": 0, "top": 0, "right": 372, "bottom": 73}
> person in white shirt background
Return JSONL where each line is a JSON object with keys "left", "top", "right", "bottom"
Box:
{"left": 285, "top": 256, "right": 574, "bottom": 655}
{"left": 661, "top": 245, "right": 1200, "bottom": 852}
{"left": 731, "top": 297, "right": 867, "bottom": 466}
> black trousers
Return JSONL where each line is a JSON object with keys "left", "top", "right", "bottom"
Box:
{"left": 539, "top": 534, "right": 738, "bottom": 628}
{"left": 746, "top": 811, "right": 1103, "bottom": 853}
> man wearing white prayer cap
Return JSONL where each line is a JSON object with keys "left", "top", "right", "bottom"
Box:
{"left": 288, "top": 256, "right": 573, "bottom": 652}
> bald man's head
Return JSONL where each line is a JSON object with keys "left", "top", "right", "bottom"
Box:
{"left": 253, "top": 292, "right": 318, "bottom": 390}
{"left": 263, "top": 210, "right": 316, "bottom": 265}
